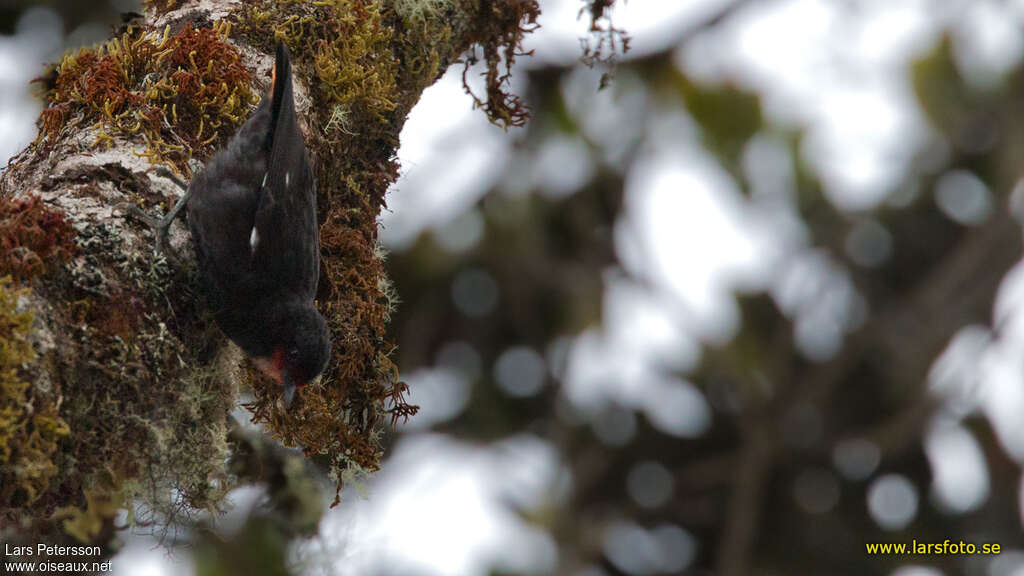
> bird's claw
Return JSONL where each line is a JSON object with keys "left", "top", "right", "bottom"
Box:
{"left": 119, "top": 166, "right": 193, "bottom": 264}
{"left": 153, "top": 166, "right": 189, "bottom": 192}
{"left": 119, "top": 202, "right": 182, "bottom": 264}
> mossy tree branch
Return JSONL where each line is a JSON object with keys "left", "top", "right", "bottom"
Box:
{"left": 0, "top": 0, "right": 542, "bottom": 549}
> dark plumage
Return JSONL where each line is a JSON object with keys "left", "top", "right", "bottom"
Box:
{"left": 186, "top": 42, "right": 330, "bottom": 406}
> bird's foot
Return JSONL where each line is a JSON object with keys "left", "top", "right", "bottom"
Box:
{"left": 120, "top": 167, "right": 192, "bottom": 264}
{"left": 153, "top": 166, "right": 189, "bottom": 192}
{"left": 121, "top": 202, "right": 184, "bottom": 265}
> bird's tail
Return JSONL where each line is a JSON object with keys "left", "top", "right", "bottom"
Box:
{"left": 270, "top": 42, "right": 290, "bottom": 105}
{"left": 266, "top": 41, "right": 303, "bottom": 185}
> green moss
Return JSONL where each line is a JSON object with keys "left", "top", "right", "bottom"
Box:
{"left": 238, "top": 0, "right": 399, "bottom": 137}
{"left": 392, "top": 4, "right": 454, "bottom": 106}
{"left": 0, "top": 277, "right": 69, "bottom": 508}
{"left": 391, "top": 0, "right": 451, "bottom": 21}
{"left": 36, "top": 22, "right": 255, "bottom": 174}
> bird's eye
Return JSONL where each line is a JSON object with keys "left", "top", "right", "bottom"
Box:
{"left": 287, "top": 348, "right": 300, "bottom": 363}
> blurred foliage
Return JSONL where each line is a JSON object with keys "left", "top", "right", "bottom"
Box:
{"left": 193, "top": 516, "right": 292, "bottom": 576}
{"left": 383, "top": 9, "right": 1024, "bottom": 576}
{"left": 0, "top": 0, "right": 126, "bottom": 36}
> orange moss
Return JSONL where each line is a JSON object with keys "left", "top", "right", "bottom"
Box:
{"left": 579, "top": 0, "right": 631, "bottom": 88}
{"left": 460, "top": 0, "right": 540, "bottom": 128}
{"left": 36, "top": 23, "right": 255, "bottom": 173}
{"left": 0, "top": 194, "right": 77, "bottom": 283}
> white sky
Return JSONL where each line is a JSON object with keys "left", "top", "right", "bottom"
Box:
{"left": 3, "top": 0, "right": 1024, "bottom": 575}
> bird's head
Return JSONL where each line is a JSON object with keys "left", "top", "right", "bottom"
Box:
{"left": 255, "top": 304, "right": 331, "bottom": 408}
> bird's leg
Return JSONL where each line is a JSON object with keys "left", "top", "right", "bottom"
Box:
{"left": 121, "top": 167, "right": 191, "bottom": 264}
{"left": 154, "top": 166, "right": 189, "bottom": 191}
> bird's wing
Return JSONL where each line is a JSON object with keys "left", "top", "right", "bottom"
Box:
{"left": 251, "top": 42, "right": 320, "bottom": 300}
{"left": 187, "top": 165, "right": 264, "bottom": 308}
{"left": 186, "top": 87, "right": 273, "bottom": 297}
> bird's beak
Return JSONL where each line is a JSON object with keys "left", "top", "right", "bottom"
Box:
{"left": 282, "top": 368, "right": 298, "bottom": 408}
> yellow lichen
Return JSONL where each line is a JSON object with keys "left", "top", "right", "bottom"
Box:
{"left": 0, "top": 277, "right": 69, "bottom": 508}
{"left": 54, "top": 482, "right": 126, "bottom": 544}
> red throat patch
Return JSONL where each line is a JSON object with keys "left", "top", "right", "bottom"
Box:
{"left": 254, "top": 348, "right": 285, "bottom": 383}
{"left": 272, "top": 347, "right": 285, "bottom": 373}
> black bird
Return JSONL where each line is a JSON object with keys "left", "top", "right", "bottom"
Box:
{"left": 136, "top": 42, "right": 330, "bottom": 406}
